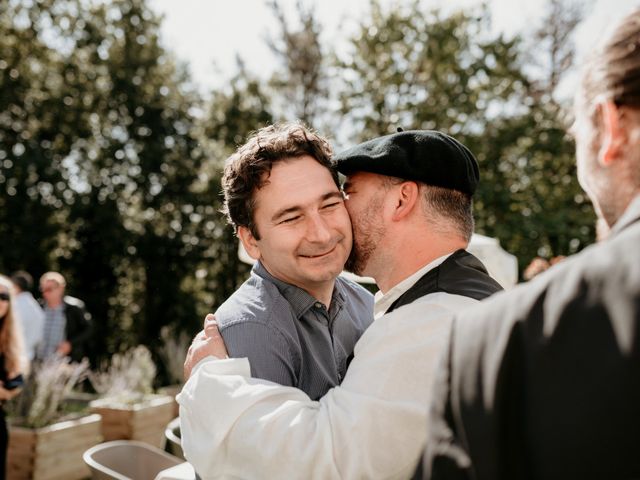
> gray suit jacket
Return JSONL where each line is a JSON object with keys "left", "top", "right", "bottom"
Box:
{"left": 421, "top": 197, "right": 640, "bottom": 480}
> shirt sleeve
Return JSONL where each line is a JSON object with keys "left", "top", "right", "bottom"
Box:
{"left": 220, "top": 321, "right": 298, "bottom": 387}
{"left": 177, "top": 301, "right": 458, "bottom": 480}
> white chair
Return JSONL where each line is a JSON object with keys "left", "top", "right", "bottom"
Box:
{"left": 84, "top": 440, "right": 183, "bottom": 480}
{"left": 154, "top": 462, "right": 195, "bottom": 480}
{"left": 164, "top": 417, "right": 184, "bottom": 460}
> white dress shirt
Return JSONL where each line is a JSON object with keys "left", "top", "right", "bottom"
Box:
{"left": 178, "top": 257, "right": 477, "bottom": 479}
{"left": 373, "top": 253, "right": 452, "bottom": 318}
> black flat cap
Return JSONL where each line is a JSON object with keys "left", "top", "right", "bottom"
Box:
{"left": 333, "top": 130, "right": 479, "bottom": 196}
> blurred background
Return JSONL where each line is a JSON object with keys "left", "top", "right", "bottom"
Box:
{"left": 1, "top": 0, "right": 637, "bottom": 375}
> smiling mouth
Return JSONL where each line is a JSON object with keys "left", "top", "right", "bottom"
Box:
{"left": 300, "top": 245, "right": 337, "bottom": 259}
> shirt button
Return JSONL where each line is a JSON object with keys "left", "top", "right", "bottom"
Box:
{"left": 314, "top": 302, "right": 323, "bottom": 309}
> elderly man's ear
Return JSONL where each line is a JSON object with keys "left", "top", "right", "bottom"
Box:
{"left": 599, "top": 101, "right": 628, "bottom": 166}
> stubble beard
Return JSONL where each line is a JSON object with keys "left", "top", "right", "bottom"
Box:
{"left": 345, "top": 237, "right": 372, "bottom": 276}
{"left": 345, "top": 204, "right": 385, "bottom": 277}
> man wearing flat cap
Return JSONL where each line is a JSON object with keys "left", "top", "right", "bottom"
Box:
{"left": 178, "top": 130, "right": 502, "bottom": 479}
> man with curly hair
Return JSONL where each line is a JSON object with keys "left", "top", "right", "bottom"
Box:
{"left": 204, "top": 123, "right": 374, "bottom": 401}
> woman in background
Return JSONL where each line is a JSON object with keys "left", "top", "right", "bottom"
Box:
{"left": 0, "top": 275, "right": 27, "bottom": 479}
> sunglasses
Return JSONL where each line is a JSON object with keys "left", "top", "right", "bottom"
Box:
{"left": 0, "top": 292, "right": 10, "bottom": 302}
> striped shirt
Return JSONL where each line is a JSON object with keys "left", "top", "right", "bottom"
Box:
{"left": 216, "top": 261, "right": 374, "bottom": 400}
{"left": 37, "top": 304, "right": 66, "bottom": 359}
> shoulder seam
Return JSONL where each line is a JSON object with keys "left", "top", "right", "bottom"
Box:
{"left": 219, "top": 319, "right": 297, "bottom": 364}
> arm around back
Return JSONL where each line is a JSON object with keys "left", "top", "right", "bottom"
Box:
{"left": 178, "top": 300, "right": 457, "bottom": 480}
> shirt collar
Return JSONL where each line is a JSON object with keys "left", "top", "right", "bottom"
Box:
{"left": 252, "top": 261, "right": 344, "bottom": 318}
{"left": 373, "top": 252, "right": 453, "bottom": 319}
{"left": 45, "top": 303, "right": 64, "bottom": 313}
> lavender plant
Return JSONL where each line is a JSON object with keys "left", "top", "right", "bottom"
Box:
{"left": 158, "top": 326, "right": 190, "bottom": 386}
{"left": 89, "top": 345, "right": 157, "bottom": 406}
{"left": 7, "top": 356, "right": 90, "bottom": 428}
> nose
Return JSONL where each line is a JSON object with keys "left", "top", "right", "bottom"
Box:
{"left": 306, "top": 212, "right": 332, "bottom": 244}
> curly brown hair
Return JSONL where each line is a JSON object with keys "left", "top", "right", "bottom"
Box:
{"left": 221, "top": 123, "right": 337, "bottom": 239}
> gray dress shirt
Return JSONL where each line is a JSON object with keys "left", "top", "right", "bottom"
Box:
{"left": 215, "top": 261, "right": 374, "bottom": 400}
{"left": 37, "top": 304, "right": 66, "bottom": 360}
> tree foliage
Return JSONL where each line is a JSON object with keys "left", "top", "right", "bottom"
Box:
{"left": 333, "top": 0, "right": 594, "bottom": 269}
{"left": 0, "top": 0, "right": 254, "bottom": 369}
{"left": 0, "top": 0, "right": 597, "bottom": 369}
{"left": 266, "top": 0, "right": 329, "bottom": 128}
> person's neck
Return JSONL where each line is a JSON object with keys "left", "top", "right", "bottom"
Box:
{"left": 306, "top": 284, "right": 335, "bottom": 308}
{"left": 258, "top": 261, "right": 336, "bottom": 307}
{"left": 47, "top": 298, "right": 63, "bottom": 308}
{"left": 606, "top": 190, "right": 640, "bottom": 231}
{"left": 373, "top": 231, "right": 468, "bottom": 294}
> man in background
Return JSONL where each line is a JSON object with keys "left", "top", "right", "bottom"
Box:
{"left": 37, "top": 271, "right": 92, "bottom": 363}
{"left": 10, "top": 271, "right": 44, "bottom": 361}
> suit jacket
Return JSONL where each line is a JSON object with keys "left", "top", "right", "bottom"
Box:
{"left": 40, "top": 295, "right": 93, "bottom": 362}
{"left": 62, "top": 295, "right": 93, "bottom": 362}
{"left": 422, "top": 196, "right": 640, "bottom": 480}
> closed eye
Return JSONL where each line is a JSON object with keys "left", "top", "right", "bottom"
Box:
{"left": 279, "top": 215, "right": 301, "bottom": 225}
{"left": 321, "top": 201, "right": 341, "bottom": 210}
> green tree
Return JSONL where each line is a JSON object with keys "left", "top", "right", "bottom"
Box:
{"left": 335, "top": 1, "right": 527, "bottom": 139}
{"left": 0, "top": 0, "right": 87, "bottom": 278}
{"left": 0, "top": 0, "right": 221, "bottom": 367}
{"left": 527, "top": 0, "right": 587, "bottom": 96}
{"left": 196, "top": 62, "right": 274, "bottom": 315}
{"left": 266, "top": 0, "right": 328, "bottom": 128}
{"left": 486, "top": 0, "right": 595, "bottom": 267}
{"left": 75, "top": 0, "right": 210, "bottom": 357}
{"left": 334, "top": 0, "right": 595, "bottom": 273}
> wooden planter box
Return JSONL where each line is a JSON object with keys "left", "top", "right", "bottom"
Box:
{"left": 157, "top": 384, "right": 182, "bottom": 418}
{"left": 7, "top": 413, "right": 102, "bottom": 480}
{"left": 90, "top": 394, "right": 174, "bottom": 448}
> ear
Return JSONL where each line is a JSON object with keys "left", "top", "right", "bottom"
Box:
{"left": 598, "top": 101, "right": 626, "bottom": 166}
{"left": 238, "top": 226, "right": 261, "bottom": 260}
{"left": 391, "top": 181, "right": 419, "bottom": 221}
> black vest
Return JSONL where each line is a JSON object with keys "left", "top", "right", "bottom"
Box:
{"left": 399, "top": 249, "right": 504, "bottom": 480}
{"left": 386, "top": 249, "right": 503, "bottom": 314}
{"left": 345, "top": 249, "right": 503, "bottom": 372}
